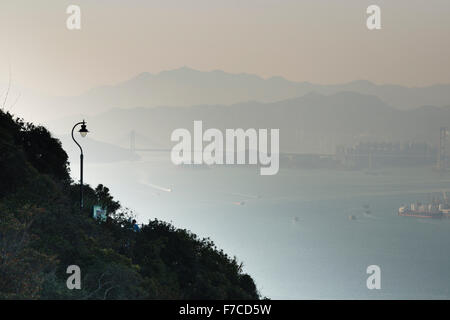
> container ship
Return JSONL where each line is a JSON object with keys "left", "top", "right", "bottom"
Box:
{"left": 398, "top": 192, "right": 450, "bottom": 218}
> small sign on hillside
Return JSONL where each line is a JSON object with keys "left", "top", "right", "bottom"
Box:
{"left": 93, "top": 205, "right": 107, "bottom": 222}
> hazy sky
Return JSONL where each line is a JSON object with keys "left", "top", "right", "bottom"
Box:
{"left": 0, "top": 0, "right": 449, "bottom": 95}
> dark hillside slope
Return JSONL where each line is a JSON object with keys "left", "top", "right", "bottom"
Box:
{"left": 0, "top": 110, "right": 259, "bottom": 299}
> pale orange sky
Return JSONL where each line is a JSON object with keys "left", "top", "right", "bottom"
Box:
{"left": 0, "top": 0, "right": 449, "bottom": 96}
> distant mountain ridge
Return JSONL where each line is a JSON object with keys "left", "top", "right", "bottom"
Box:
{"left": 79, "top": 67, "right": 450, "bottom": 111}
{"left": 48, "top": 91, "right": 450, "bottom": 155}
{"left": 8, "top": 67, "right": 450, "bottom": 123}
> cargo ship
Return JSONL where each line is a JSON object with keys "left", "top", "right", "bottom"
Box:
{"left": 398, "top": 192, "right": 450, "bottom": 218}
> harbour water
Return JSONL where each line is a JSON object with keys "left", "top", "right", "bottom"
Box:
{"left": 75, "top": 154, "right": 450, "bottom": 299}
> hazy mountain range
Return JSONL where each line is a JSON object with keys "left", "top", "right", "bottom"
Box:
{"left": 6, "top": 67, "right": 450, "bottom": 124}
{"left": 4, "top": 67, "right": 450, "bottom": 156}
{"left": 66, "top": 67, "right": 450, "bottom": 111}
{"left": 48, "top": 91, "right": 450, "bottom": 155}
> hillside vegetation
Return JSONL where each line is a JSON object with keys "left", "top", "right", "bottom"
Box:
{"left": 0, "top": 110, "right": 259, "bottom": 299}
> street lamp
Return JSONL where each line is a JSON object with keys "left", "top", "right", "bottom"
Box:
{"left": 72, "top": 120, "right": 89, "bottom": 208}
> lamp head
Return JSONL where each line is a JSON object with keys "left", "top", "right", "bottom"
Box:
{"left": 79, "top": 120, "right": 89, "bottom": 138}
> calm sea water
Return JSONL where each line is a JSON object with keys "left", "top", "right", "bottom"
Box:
{"left": 74, "top": 154, "right": 450, "bottom": 299}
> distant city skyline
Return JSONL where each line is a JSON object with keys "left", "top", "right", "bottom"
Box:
{"left": 0, "top": 0, "right": 449, "bottom": 96}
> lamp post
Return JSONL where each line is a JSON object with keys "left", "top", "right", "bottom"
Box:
{"left": 71, "top": 120, "right": 89, "bottom": 208}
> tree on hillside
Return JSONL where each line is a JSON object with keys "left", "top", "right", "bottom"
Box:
{"left": 0, "top": 109, "right": 261, "bottom": 300}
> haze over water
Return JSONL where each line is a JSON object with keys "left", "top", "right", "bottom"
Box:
{"left": 74, "top": 153, "right": 450, "bottom": 299}
{"left": 2, "top": 0, "right": 450, "bottom": 301}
